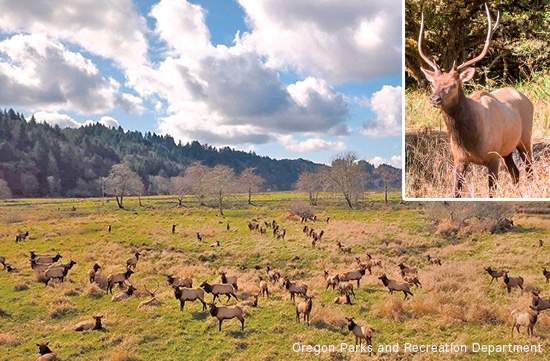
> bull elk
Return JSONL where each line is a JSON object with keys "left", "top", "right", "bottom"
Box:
{"left": 418, "top": 4, "right": 533, "bottom": 197}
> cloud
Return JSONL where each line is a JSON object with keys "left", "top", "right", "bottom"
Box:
{"left": 0, "top": 34, "right": 117, "bottom": 113}
{"left": 370, "top": 155, "right": 402, "bottom": 168}
{"left": 238, "top": 0, "right": 402, "bottom": 83}
{"left": 0, "top": 0, "right": 148, "bottom": 70}
{"left": 280, "top": 135, "right": 346, "bottom": 152}
{"left": 34, "top": 111, "right": 80, "bottom": 128}
{"left": 116, "top": 93, "right": 145, "bottom": 115}
{"left": 362, "top": 85, "right": 402, "bottom": 137}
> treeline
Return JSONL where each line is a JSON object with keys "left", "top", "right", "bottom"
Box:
{"left": 0, "top": 109, "right": 400, "bottom": 198}
{"left": 405, "top": 0, "right": 550, "bottom": 87}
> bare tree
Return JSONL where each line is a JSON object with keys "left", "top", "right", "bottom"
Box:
{"left": 204, "top": 165, "right": 236, "bottom": 216}
{"left": 296, "top": 171, "right": 323, "bottom": 206}
{"left": 182, "top": 162, "right": 208, "bottom": 206}
{"left": 148, "top": 175, "right": 171, "bottom": 195}
{"left": 104, "top": 163, "right": 145, "bottom": 209}
{"left": 325, "top": 152, "right": 365, "bottom": 209}
{"left": 0, "top": 179, "right": 11, "bottom": 199}
{"left": 171, "top": 175, "right": 192, "bottom": 207}
{"left": 239, "top": 168, "right": 264, "bottom": 205}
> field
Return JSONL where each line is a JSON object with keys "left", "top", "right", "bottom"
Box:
{"left": 0, "top": 193, "right": 549, "bottom": 360}
{"left": 405, "top": 74, "right": 550, "bottom": 198}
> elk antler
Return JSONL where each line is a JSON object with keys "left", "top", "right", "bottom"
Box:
{"left": 457, "top": 3, "right": 500, "bottom": 70}
{"left": 418, "top": 13, "right": 440, "bottom": 72}
{"left": 144, "top": 282, "right": 159, "bottom": 297}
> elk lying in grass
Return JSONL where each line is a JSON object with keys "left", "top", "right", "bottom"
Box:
{"left": 208, "top": 302, "right": 245, "bottom": 331}
{"left": 219, "top": 271, "right": 238, "bottom": 290}
{"left": 503, "top": 272, "right": 524, "bottom": 293}
{"left": 239, "top": 293, "right": 259, "bottom": 308}
{"left": 36, "top": 342, "right": 58, "bottom": 361}
{"left": 340, "top": 268, "right": 366, "bottom": 288}
{"left": 126, "top": 250, "right": 141, "bottom": 270}
{"left": 167, "top": 275, "right": 192, "bottom": 288}
{"left": 258, "top": 276, "right": 269, "bottom": 297}
{"left": 139, "top": 283, "right": 162, "bottom": 308}
{"left": 543, "top": 268, "right": 550, "bottom": 283}
{"left": 323, "top": 270, "right": 340, "bottom": 290}
{"left": 418, "top": 4, "right": 533, "bottom": 197}
{"left": 337, "top": 242, "right": 351, "bottom": 254}
{"left": 15, "top": 231, "right": 29, "bottom": 242}
{"left": 173, "top": 286, "right": 207, "bottom": 311}
{"left": 43, "top": 260, "right": 77, "bottom": 286}
{"left": 112, "top": 282, "right": 137, "bottom": 301}
{"left": 88, "top": 263, "right": 101, "bottom": 283}
{"left": 282, "top": 278, "right": 308, "bottom": 301}
{"left": 346, "top": 317, "right": 373, "bottom": 351}
{"left": 531, "top": 292, "right": 550, "bottom": 311}
{"left": 75, "top": 315, "right": 103, "bottom": 331}
{"left": 106, "top": 269, "right": 134, "bottom": 294}
{"left": 511, "top": 306, "right": 539, "bottom": 337}
{"left": 334, "top": 294, "right": 353, "bottom": 305}
{"left": 339, "top": 283, "right": 355, "bottom": 297}
{"left": 200, "top": 281, "right": 238, "bottom": 303}
{"left": 30, "top": 252, "right": 62, "bottom": 269}
{"left": 485, "top": 267, "right": 505, "bottom": 283}
{"left": 295, "top": 296, "right": 313, "bottom": 325}
{"left": 426, "top": 255, "right": 442, "bottom": 265}
{"left": 266, "top": 266, "right": 281, "bottom": 283}
{"left": 379, "top": 274, "right": 414, "bottom": 300}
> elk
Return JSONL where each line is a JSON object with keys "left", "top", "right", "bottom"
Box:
{"left": 418, "top": 4, "right": 533, "bottom": 197}
{"left": 139, "top": 282, "right": 162, "bottom": 308}
{"left": 36, "top": 342, "right": 59, "bottom": 361}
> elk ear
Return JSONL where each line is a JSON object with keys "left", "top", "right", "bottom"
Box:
{"left": 420, "top": 67, "right": 437, "bottom": 83}
{"left": 459, "top": 68, "right": 475, "bottom": 83}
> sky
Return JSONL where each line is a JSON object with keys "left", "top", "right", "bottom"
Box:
{"left": 0, "top": 0, "right": 402, "bottom": 166}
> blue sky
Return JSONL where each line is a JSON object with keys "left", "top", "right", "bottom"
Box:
{"left": 0, "top": 0, "right": 402, "bottom": 166}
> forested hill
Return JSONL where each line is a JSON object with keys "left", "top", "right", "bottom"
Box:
{"left": 0, "top": 109, "right": 400, "bottom": 197}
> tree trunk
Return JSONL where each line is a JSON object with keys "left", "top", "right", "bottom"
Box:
{"left": 344, "top": 193, "right": 353, "bottom": 209}
{"left": 248, "top": 187, "right": 252, "bottom": 205}
{"left": 219, "top": 191, "right": 224, "bottom": 216}
{"left": 178, "top": 197, "right": 183, "bottom": 207}
{"left": 384, "top": 182, "right": 388, "bottom": 205}
{"left": 139, "top": 196, "right": 144, "bottom": 207}
{"left": 116, "top": 195, "right": 124, "bottom": 209}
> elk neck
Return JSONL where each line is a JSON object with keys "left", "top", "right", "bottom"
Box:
{"left": 440, "top": 89, "right": 481, "bottom": 153}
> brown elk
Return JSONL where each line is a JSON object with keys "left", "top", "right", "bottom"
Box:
{"left": 418, "top": 4, "right": 533, "bottom": 197}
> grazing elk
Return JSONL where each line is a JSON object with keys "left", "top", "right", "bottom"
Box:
{"left": 418, "top": 4, "right": 533, "bottom": 197}
{"left": 15, "top": 231, "right": 29, "bottom": 242}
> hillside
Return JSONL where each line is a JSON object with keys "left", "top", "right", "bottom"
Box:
{"left": 0, "top": 109, "right": 401, "bottom": 198}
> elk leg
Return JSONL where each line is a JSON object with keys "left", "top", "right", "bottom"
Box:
{"left": 487, "top": 159, "right": 500, "bottom": 198}
{"left": 453, "top": 162, "right": 468, "bottom": 198}
{"left": 517, "top": 143, "right": 533, "bottom": 178}
{"left": 504, "top": 153, "right": 519, "bottom": 184}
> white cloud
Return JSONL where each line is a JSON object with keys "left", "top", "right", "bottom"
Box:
{"left": 34, "top": 111, "right": 80, "bottom": 128}
{"left": 116, "top": 93, "right": 145, "bottom": 115}
{"left": 370, "top": 155, "right": 402, "bottom": 168}
{"left": 280, "top": 135, "right": 345, "bottom": 152}
{"left": 362, "top": 85, "right": 402, "bottom": 137}
{"left": 238, "top": 0, "right": 402, "bottom": 83}
{"left": 0, "top": 34, "right": 117, "bottom": 113}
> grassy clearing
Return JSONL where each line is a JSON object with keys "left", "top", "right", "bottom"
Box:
{"left": 0, "top": 194, "right": 549, "bottom": 360}
{"left": 405, "top": 74, "right": 550, "bottom": 198}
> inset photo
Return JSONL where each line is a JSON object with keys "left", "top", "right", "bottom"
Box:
{"left": 404, "top": 2, "right": 550, "bottom": 199}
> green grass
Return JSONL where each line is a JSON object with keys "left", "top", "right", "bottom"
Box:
{"left": 0, "top": 194, "right": 549, "bottom": 360}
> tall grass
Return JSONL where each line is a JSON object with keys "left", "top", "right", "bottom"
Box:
{"left": 405, "top": 74, "right": 550, "bottom": 198}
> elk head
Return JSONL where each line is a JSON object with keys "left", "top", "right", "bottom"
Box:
{"left": 418, "top": 4, "right": 499, "bottom": 109}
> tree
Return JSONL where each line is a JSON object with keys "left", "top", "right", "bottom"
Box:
{"left": 171, "top": 175, "right": 192, "bottom": 207}
{"left": 238, "top": 168, "right": 264, "bottom": 205}
{"left": 325, "top": 152, "right": 365, "bottom": 209}
{"left": 148, "top": 175, "right": 171, "bottom": 195}
{"left": 204, "top": 165, "right": 236, "bottom": 216}
{"left": 182, "top": 162, "right": 208, "bottom": 206}
{"left": 406, "top": 1, "right": 550, "bottom": 87}
{"left": 296, "top": 171, "right": 324, "bottom": 206}
{"left": 0, "top": 179, "right": 11, "bottom": 199}
{"left": 104, "top": 163, "right": 144, "bottom": 209}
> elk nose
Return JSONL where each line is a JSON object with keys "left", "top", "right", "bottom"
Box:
{"left": 430, "top": 94, "right": 442, "bottom": 106}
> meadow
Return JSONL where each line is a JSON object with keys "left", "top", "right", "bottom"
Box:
{"left": 0, "top": 193, "right": 549, "bottom": 360}
{"left": 405, "top": 74, "right": 550, "bottom": 198}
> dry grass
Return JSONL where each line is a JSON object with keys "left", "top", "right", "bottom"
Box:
{"left": 0, "top": 332, "right": 18, "bottom": 346}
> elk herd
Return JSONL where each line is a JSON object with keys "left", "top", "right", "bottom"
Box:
{"left": 4, "top": 213, "right": 548, "bottom": 360}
